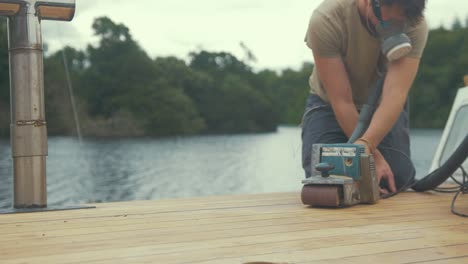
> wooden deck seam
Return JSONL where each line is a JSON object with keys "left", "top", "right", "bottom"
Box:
{"left": 0, "top": 201, "right": 454, "bottom": 227}
{"left": 47, "top": 236, "right": 424, "bottom": 264}
{"left": 1, "top": 231, "right": 425, "bottom": 263}
{"left": 0, "top": 201, "right": 300, "bottom": 225}
{"left": 1, "top": 210, "right": 453, "bottom": 236}
{"left": 61, "top": 238, "right": 467, "bottom": 264}
{"left": 404, "top": 254, "right": 468, "bottom": 264}
{"left": 2, "top": 219, "right": 466, "bottom": 255}
{"left": 294, "top": 243, "right": 468, "bottom": 264}
{"left": 0, "top": 208, "right": 465, "bottom": 244}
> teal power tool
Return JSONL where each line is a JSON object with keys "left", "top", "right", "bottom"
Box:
{"left": 301, "top": 143, "right": 380, "bottom": 207}
{"left": 301, "top": 75, "right": 386, "bottom": 207}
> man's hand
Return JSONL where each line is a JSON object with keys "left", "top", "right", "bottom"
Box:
{"left": 374, "top": 150, "right": 397, "bottom": 195}
{"left": 355, "top": 140, "right": 396, "bottom": 195}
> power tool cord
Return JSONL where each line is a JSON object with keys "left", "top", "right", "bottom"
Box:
{"left": 348, "top": 76, "right": 384, "bottom": 144}
{"left": 412, "top": 134, "right": 468, "bottom": 192}
{"left": 450, "top": 167, "right": 468, "bottom": 217}
{"left": 378, "top": 145, "right": 415, "bottom": 199}
{"left": 378, "top": 143, "right": 468, "bottom": 217}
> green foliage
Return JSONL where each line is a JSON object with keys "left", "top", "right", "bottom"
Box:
{"left": 188, "top": 51, "right": 278, "bottom": 133}
{"left": 44, "top": 48, "right": 75, "bottom": 135}
{"left": 0, "top": 16, "right": 466, "bottom": 137}
{"left": 452, "top": 17, "right": 463, "bottom": 30}
{"left": 81, "top": 17, "right": 156, "bottom": 118}
{"left": 130, "top": 80, "right": 205, "bottom": 136}
{"left": 277, "top": 63, "right": 314, "bottom": 124}
{"left": 411, "top": 25, "right": 468, "bottom": 128}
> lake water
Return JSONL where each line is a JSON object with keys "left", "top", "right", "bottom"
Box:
{"left": 0, "top": 127, "right": 442, "bottom": 208}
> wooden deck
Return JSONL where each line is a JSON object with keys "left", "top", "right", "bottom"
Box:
{"left": 1, "top": 191, "right": 468, "bottom": 264}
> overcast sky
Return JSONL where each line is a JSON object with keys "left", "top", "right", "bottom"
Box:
{"left": 42, "top": 0, "right": 468, "bottom": 71}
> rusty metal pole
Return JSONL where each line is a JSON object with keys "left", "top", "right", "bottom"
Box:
{"left": 0, "top": 0, "right": 76, "bottom": 209}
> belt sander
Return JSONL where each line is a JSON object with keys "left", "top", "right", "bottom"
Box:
{"left": 301, "top": 144, "right": 380, "bottom": 207}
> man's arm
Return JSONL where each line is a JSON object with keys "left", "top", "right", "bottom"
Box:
{"left": 361, "top": 57, "right": 420, "bottom": 148}
{"left": 313, "top": 55, "right": 359, "bottom": 137}
{"left": 314, "top": 56, "right": 420, "bottom": 194}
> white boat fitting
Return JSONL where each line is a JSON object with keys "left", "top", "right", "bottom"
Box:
{"left": 430, "top": 83, "right": 468, "bottom": 179}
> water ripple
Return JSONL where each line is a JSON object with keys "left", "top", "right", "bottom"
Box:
{"left": 0, "top": 128, "right": 443, "bottom": 208}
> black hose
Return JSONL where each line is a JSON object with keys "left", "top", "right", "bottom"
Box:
{"left": 348, "top": 75, "right": 385, "bottom": 144}
{"left": 412, "top": 134, "right": 468, "bottom": 192}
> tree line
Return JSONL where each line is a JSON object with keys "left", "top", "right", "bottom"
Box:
{"left": 0, "top": 16, "right": 467, "bottom": 137}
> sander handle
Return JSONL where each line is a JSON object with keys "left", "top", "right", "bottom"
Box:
{"left": 315, "top": 163, "right": 335, "bottom": 178}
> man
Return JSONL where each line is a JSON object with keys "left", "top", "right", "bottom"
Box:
{"left": 302, "top": 0, "right": 428, "bottom": 195}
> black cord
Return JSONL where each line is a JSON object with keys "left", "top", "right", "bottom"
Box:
{"left": 450, "top": 173, "right": 465, "bottom": 186}
{"left": 378, "top": 146, "right": 417, "bottom": 199}
{"left": 433, "top": 175, "right": 462, "bottom": 193}
{"left": 377, "top": 146, "right": 468, "bottom": 218}
{"left": 451, "top": 167, "right": 468, "bottom": 217}
{"left": 433, "top": 188, "right": 460, "bottom": 193}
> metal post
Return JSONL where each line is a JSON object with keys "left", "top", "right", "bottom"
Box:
{"left": 0, "top": 0, "right": 77, "bottom": 210}
{"left": 9, "top": 2, "right": 47, "bottom": 208}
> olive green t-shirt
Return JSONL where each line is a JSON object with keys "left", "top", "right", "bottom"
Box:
{"left": 304, "top": 0, "right": 429, "bottom": 106}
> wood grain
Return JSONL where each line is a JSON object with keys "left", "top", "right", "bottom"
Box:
{"left": 1, "top": 191, "right": 467, "bottom": 264}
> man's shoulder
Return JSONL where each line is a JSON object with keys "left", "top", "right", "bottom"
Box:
{"left": 409, "top": 17, "right": 429, "bottom": 33}
{"left": 305, "top": 0, "right": 355, "bottom": 56}
{"left": 314, "top": 0, "right": 353, "bottom": 18}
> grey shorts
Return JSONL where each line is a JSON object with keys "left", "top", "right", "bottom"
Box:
{"left": 301, "top": 94, "right": 416, "bottom": 190}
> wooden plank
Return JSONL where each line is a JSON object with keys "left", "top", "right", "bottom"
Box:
{"left": 0, "top": 193, "right": 301, "bottom": 224}
{"left": 0, "top": 191, "right": 456, "bottom": 225}
{"left": 417, "top": 257, "right": 468, "bottom": 264}
{"left": 0, "top": 193, "right": 456, "bottom": 231}
{"left": 0, "top": 204, "right": 454, "bottom": 239}
{"left": 0, "top": 191, "right": 467, "bottom": 264}
{"left": 0, "top": 211, "right": 462, "bottom": 256}
{"left": 307, "top": 244, "right": 468, "bottom": 264}
{"left": 3, "top": 227, "right": 468, "bottom": 264}
{"left": 0, "top": 202, "right": 460, "bottom": 245}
